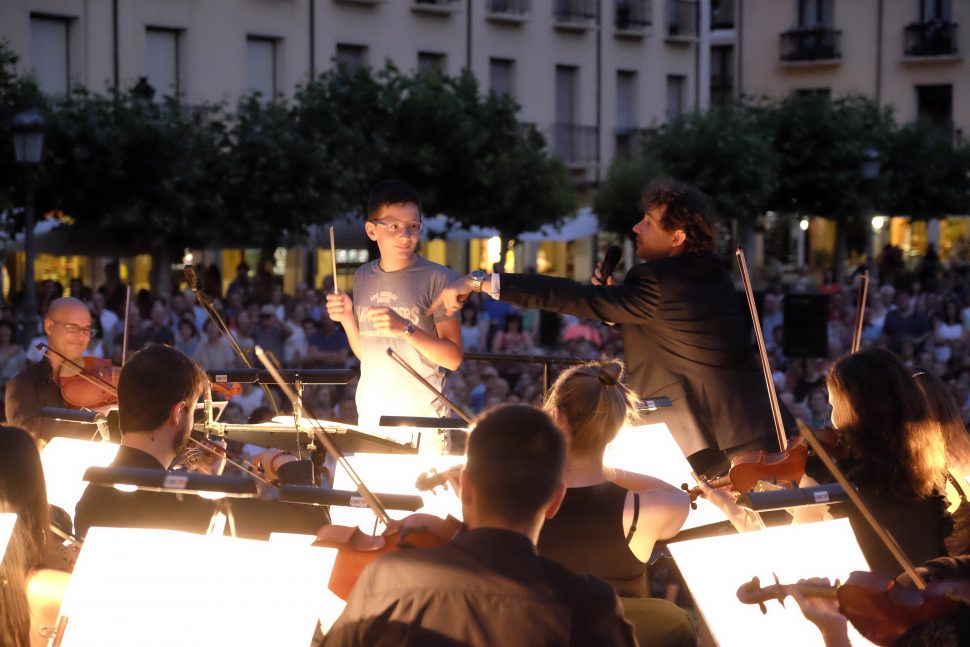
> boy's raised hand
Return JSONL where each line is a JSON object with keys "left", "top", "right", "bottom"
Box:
{"left": 428, "top": 276, "right": 473, "bottom": 317}
{"left": 368, "top": 307, "right": 411, "bottom": 336}
{"left": 326, "top": 292, "right": 354, "bottom": 325}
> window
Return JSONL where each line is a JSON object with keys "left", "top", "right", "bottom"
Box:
{"left": 489, "top": 58, "right": 515, "bottom": 98}
{"left": 920, "top": 0, "right": 951, "bottom": 21}
{"left": 798, "top": 0, "right": 834, "bottom": 28}
{"left": 246, "top": 37, "right": 278, "bottom": 97}
{"left": 555, "top": 65, "right": 578, "bottom": 124}
{"left": 710, "top": 45, "right": 734, "bottom": 105}
{"left": 616, "top": 71, "right": 637, "bottom": 130}
{"left": 145, "top": 28, "right": 181, "bottom": 99}
{"left": 335, "top": 44, "right": 368, "bottom": 69}
{"left": 666, "top": 74, "right": 685, "bottom": 121}
{"left": 417, "top": 51, "right": 446, "bottom": 74}
{"left": 615, "top": 70, "right": 638, "bottom": 157}
{"left": 916, "top": 84, "right": 952, "bottom": 126}
{"left": 30, "top": 15, "right": 70, "bottom": 95}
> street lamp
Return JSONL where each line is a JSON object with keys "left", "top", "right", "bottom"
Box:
{"left": 12, "top": 108, "right": 45, "bottom": 341}
{"left": 860, "top": 147, "right": 881, "bottom": 274}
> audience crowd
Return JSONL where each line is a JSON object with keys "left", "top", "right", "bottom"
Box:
{"left": 3, "top": 244, "right": 969, "bottom": 442}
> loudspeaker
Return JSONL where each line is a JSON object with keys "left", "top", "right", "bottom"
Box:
{"left": 783, "top": 294, "right": 829, "bottom": 358}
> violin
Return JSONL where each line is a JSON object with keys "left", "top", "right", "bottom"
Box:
{"left": 314, "top": 513, "right": 464, "bottom": 600}
{"left": 415, "top": 465, "right": 464, "bottom": 493}
{"left": 254, "top": 346, "right": 463, "bottom": 601}
{"left": 737, "top": 571, "right": 970, "bottom": 646}
{"left": 682, "top": 436, "right": 809, "bottom": 508}
{"left": 38, "top": 344, "right": 120, "bottom": 408}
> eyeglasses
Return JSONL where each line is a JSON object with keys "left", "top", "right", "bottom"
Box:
{"left": 369, "top": 220, "right": 424, "bottom": 236}
{"left": 50, "top": 321, "right": 94, "bottom": 336}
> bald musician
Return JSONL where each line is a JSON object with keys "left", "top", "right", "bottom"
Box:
{"left": 5, "top": 297, "right": 104, "bottom": 442}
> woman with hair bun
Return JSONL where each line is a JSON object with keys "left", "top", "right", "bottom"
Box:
{"left": 537, "top": 359, "right": 694, "bottom": 647}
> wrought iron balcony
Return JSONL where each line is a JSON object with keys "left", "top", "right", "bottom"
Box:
{"left": 412, "top": 0, "right": 460, "bottom": 12}
{"left": 614, "top": 129, "right": 645, "bottom": 159}
{"left": 486, "top": 0, "right": 531, "bottom": 16}
{"left": 904, "top": 20, "right": 958, "bottom": 57}
{"left": 667, "top": 0, "right": 698, "bottom": 38}
{"left": 615, "top": 0, "right": 651, "bottom": 31}
{"left": 554, "top": 0, "right": 597, "bottom": 26}
{"left": 553, "top": 124, "right": 599, "bottom": 166}
{"left": 780, "top": 27, "right": 841, "bottom": 62}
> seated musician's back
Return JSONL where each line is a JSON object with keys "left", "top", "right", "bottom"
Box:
{"left": 321, "top": 404, "right": 637, "bottom": 647}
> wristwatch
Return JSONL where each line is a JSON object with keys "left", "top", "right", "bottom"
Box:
{"left": 403, "top": 322, "right": 415, "bottom": 338}
{"left": 469, "top": 269, "right": 488, "bottom": 293}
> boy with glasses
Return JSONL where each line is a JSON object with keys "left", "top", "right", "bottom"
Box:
{"left": 326, "top": 180, "right": 462, "bottom": 431}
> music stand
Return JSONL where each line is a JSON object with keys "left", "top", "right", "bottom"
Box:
{"left": 667, "top": 519, "right": 875, "bottom": 647}
{"left": 55, "top": 526, "right": 338, "bottom": 647}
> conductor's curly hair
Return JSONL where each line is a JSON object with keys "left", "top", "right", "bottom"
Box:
{"left": 640, "top": 178, "right": 716, "bottom": 255}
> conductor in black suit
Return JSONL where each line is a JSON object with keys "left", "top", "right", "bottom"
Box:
{"left": 435, "top": 179, "right": 780, "bottom": 477}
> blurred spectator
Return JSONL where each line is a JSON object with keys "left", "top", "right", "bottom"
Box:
{"left": 193, "top": 319, "right": 237, "bottom": 370}
{"left": 883, "top": 289, "right": 930, "bottom": 352}
{"left": 176, "top": 317, "right": 201, "bottom": 358}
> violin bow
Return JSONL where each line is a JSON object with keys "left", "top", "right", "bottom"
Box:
{"left": 254, "top": 345, "right": 392, "bottom": 526}
{"left": 386, "top": 348, "right": 473, "bottom": 425}
{"left": 736, "top": 249, "right": 788, "bottom": 452}
{"left": 851, "top": 271, "right": 869, "bottom": 354}
{"left": 330, "top": 225, "right": 339, "bottom": 295}
{"left": 38, "top": 343, "right": 117, "bottom": 396}
{"left": 122, "top": 284, "right": 131, "bottom": 366}
{"left": 797, "top": 419, "right": 927, "bottom": 589}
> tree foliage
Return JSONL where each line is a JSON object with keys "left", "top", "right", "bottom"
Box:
{"left": 884, "top": 121, "right": 970, "bottom": 220}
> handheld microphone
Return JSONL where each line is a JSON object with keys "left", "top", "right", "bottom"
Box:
{"left": 184, "top": 265, "right": 200, "bottom": 291}
{"left": 601, "top": 246, "right": 622, "bottom": 280}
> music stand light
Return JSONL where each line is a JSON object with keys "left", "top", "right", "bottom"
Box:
{"left": 330, "top": 453, "right": 465, "bottom": 529}
{"left": 55, "top": 526, "right": 337, "bottom": 646}
{"left": 667, "top": 519, "right": 875, "bottom": 647}
{"left": 41, "top": 438, "right": 120, "bottom": 526}
{"left": 0, "top": 513, "right": 16, "bottom": 560}
{"left": 604, "top": 422, "right": 725, "bottom": 530}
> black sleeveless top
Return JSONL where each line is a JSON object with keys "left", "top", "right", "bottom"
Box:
{"left": 537, "top": 482, "right": 647, "bottom": 597}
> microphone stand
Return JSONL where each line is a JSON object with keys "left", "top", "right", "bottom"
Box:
{"left": 184, "top": 266, "right": 279, "bottom": 416}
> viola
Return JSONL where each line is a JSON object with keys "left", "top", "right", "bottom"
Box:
{"left": 313, "top": 513, "right": 464, "bottom": 600}
{"left": 737, "top": 571, "right": 970, "bottom": 646}
{"left": 682, "top": 436, "right": 809, "bottom": 508}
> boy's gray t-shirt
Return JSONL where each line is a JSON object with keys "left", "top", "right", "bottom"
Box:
{"left": 352, "top": 256, "right": 458, "bottom": 428}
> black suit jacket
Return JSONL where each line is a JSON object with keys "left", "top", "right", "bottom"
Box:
{"left": 501, "top": 253, "right": 779, "bottom": 456}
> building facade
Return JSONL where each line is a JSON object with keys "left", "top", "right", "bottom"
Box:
{"left": 1, "top": 0, "right": 739, "bottom": 185}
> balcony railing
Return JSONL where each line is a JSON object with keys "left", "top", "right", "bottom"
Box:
{"left": 710, "top": 0, "right": 734, "bottom": 30}
{"left": 710, "top": 77, "right": 734, "bottom": 105}
{"left": 412, "top": 0, "right": 459, "bottom": 11}
{"left": 614, "top": 129, "right": 645, "bottom": 159}
{"left": 904, "top": 20, "right": 959, "bottom": 57}
{"left": 486, "top": 0, "right": 531, "bottom": 15}
{"left": 615, "top": 0, "right": 651, "bottom": 31}
{"left": 667, "top": 0, "right": 698, "bottom": 38}
{"left": 553, "top": 124, "right": 599, "bottom": 166}
{"left": 780, "top": 27, "right": 841, "bottom": 62}
{"left": 554, "top": 0, "right": 597, "bottom": 24}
